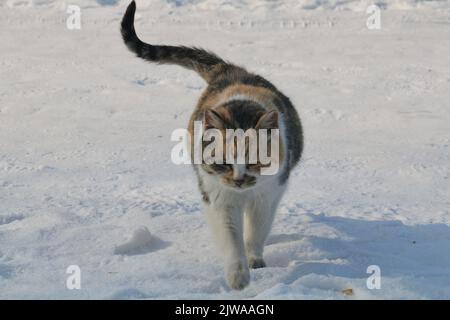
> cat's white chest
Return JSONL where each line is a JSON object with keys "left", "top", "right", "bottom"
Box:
{"left": 199, "top": 167, "right": 283, "bottom": 207}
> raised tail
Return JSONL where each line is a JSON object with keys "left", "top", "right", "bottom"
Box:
{"left": 121, "top": 1, "right": 227, "bottom": 83}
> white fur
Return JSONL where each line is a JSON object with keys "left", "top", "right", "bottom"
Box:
{"left": 232, "top": 164, "right": 246, "bottom": 180}
{"left": 199, "top": 157, "right": 287, "bottom": 290}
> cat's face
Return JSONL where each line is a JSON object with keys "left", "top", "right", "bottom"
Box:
{"left": 200, "top": 101, "right": 281, "bottom": 191}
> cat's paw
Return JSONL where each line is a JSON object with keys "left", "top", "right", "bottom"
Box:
{"left": 248, "top": 256, "right": 266, "bottom": 269}
{"left": 226, "top": 261, "right": 250, "bottom": 290}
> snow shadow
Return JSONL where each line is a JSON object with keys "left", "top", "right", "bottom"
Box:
{"left": 109, "top": 288, "right": 151, "bottom": 300}
{"left": 96, "top": 0, "right": 119, "bottom": 6}
{"left": 114, "top": 237, "right": 171, "bottom": 256}
{"left": 266, "top": 214, "right": 450, "bottom": 287}
{"left": 0, "top": 264, "right": 14, "bottom": 279}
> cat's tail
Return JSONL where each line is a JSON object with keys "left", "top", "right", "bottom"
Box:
{"left": 121, "top": 1, "right": 227, "bottom": 83}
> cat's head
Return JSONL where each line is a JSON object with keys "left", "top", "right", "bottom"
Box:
{"left": 200, "top": 100, "right": 283, "bottom": 191}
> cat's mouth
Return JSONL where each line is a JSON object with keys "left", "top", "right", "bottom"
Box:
{"left": 221, "top": 176, "right": 257, "bottom": 191}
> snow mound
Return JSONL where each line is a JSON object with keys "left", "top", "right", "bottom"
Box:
{"left": 113, "top": 227, "right": 169, "bottom": 255}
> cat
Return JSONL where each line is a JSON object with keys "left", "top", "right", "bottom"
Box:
{"left": 121, "top": 1, "right": 303, "bottom": 290}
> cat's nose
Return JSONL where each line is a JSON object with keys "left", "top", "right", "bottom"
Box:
{"left": 234, "top": 179, "right": 244, "bottom": 187}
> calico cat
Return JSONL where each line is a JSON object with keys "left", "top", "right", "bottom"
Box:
{"left": 121, "top": 1, "right": 303, "bottom": 290}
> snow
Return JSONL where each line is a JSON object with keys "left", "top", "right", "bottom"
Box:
{"left": 0, "top": 0, "right": 449, "bottom": 299}
{"left": 114, "top": 226, "right": 169, "bottom": 255}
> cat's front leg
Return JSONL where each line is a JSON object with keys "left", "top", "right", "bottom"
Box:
{"left": 205, "top": 202, "right": 250, "bottom": 290}
{"left": 244, "top": 202, "right": 274, "bottom": 269}
{"left": 244, "top": 185, "right": 286, "bottom": 269}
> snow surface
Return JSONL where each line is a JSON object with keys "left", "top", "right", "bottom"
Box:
{"left": 113, "top": 226, "right": 168, "bottom": 255}
{"left": 0, "top": 0, "right": 449, "bottom": 299}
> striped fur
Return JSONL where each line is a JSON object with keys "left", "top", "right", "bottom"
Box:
{"left": 121, "top": 1, "right": 227, "bottom": 83}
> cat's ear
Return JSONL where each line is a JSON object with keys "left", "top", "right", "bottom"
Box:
{"left": 256, "top": 110, "right": 279, "bottom": 129}
{"left": 204, "top": 109, "right": 225, "bottom": 130}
